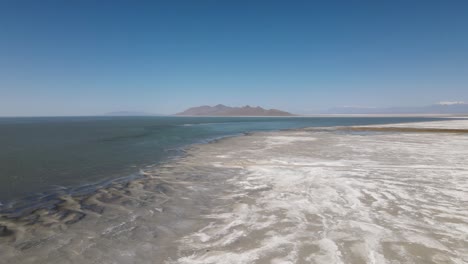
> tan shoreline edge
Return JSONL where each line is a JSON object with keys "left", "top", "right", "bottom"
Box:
{"left": 336, "top": 126, "right": 468, "bottom": 133}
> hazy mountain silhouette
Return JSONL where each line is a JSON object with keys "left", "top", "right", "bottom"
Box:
{"left": 175, "top": 104, "right": 295, "bottom": 116}
{"left": 104, "top": 111, "right": 161, "bottom": 116}
{"left": 325, "top": 102, "right": 468, "bottom": 114}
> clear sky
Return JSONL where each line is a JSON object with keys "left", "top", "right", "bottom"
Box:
{"left": 1, "top": 0, "right": 467, "bottom": 116}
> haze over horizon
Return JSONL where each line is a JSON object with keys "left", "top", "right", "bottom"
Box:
{"left": 1, "top": 1, "right": 467, "bottom": 116}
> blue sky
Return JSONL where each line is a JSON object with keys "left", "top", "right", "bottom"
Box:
{"left": 1, "top": 1, "right": 467, "bottom": 116}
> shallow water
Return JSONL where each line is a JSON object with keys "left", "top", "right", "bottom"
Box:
{"left": 1, "top": 120, "right": 467, "bottom": 263}
{"left": 0, "top": 116, "right": 440, "bottom": 205}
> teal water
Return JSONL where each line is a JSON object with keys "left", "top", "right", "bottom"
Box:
{"left": 0, "top": 116, "right": 443, "bottom": 207}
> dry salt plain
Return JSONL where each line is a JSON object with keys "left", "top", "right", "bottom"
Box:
{"left": 1, "top": 119, "right": 468, "bottom": 264}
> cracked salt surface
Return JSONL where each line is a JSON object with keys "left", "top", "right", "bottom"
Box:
{"left": 172, "top": 121, "right": 468, "bottom": 264}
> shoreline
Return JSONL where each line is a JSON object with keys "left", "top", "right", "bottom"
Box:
{"left": 0, "top": 116, "right": 459, "bottom": 213}
{"left": 2, "top": 118, "right": 468, "bottom": 263}
{"left": 0, "top": 132, "right": 245, "bottom": 216}
{"left": 2, "top": 117, "right": 447, "bottom": 214}
{"left": 0, "top": 117, "right": 459, "bottom": 219}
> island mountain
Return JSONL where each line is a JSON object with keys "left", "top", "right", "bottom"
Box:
{"left": 175, "top": 104, "right": 295, "bottom": 116}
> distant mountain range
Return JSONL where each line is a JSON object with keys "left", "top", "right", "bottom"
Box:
{"left": 325, "top": 102, "right": 468, "bottom": 115}
{"left": 104, "top": 101, "right": 468, "bottom": 117}
{"left": 104, "top": 111, "right": 159, "bottom": 116}
{"left": 175, "top": 104, "right": 295, "bottom": 116}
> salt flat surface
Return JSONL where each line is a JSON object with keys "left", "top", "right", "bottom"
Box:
{"left": 364, "top": 118, "right": 468, "bottom": 130}
{"left": 172, "top": 120, "right": 468, "bottom": 264}
{"left": 1, "top": 119, "right": 467, "bottom": 264}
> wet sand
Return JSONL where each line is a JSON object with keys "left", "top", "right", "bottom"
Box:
{"left": 1, "top": 119, "right": 468, "bottom": 263}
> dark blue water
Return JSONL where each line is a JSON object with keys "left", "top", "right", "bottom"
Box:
{"left": 0, "top": 116, "right": 444, "bottom": 205}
